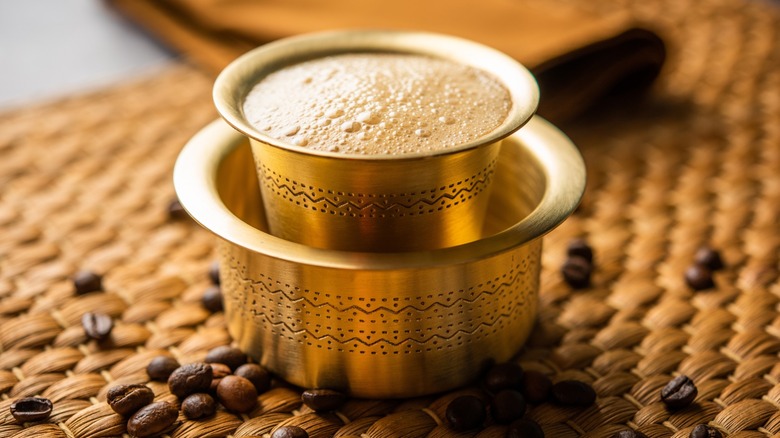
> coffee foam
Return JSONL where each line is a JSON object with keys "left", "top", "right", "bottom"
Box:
{"left": 243, "top": 53, "right": 511, "bottom": 155}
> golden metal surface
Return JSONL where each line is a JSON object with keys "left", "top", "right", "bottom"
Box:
{"left": 213, "top": 30, "right": 540, "bottom": 252}
{"left": 174, "top": 116, "right": 585, "bottom": 398}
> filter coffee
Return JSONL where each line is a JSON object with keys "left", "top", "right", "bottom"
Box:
{"left": 243, "top": 53, "right": 511, "bottom": 155}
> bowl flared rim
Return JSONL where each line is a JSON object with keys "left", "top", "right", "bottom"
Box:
{"left": 173, "top": 116, "right": 585, "bottom": 270}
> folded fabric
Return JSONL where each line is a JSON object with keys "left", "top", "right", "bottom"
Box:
{"left": 108, "top": 0, "right": 665, "bottom": 122}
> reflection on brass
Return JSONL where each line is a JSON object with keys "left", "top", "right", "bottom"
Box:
{"left": 213, "top": 30, "right": 540, "bottom": 252}
{"left": 174, "top": 116, "right": 585, "bottom": 398}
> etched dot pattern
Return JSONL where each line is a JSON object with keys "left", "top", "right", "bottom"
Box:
{"left": 220, "top": 243, "right": 539, "bottom": 355}
{"left": 258, "top": 160, "right": 496, "bottom": 218}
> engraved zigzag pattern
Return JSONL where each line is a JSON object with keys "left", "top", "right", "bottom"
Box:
{"left": 251, "top": 295, "right": 527, "bottom": 333}
{"left": 233, "top": 263, "right": 527, "bottom": 315}
{"left": 260, "top": 170, "right": 494, "bottom": 211}
{"left": 250, "top": 307, "right": 528, "bottom": 347}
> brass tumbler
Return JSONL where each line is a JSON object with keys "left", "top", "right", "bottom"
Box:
{"left": 173, "top": 116, "right": 585, "bottom": 398}
{"left": 213, "top": 30, "right": 540, "bottom": 252}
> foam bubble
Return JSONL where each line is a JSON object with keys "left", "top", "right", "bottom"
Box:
{"left": 357, "top": 111, "right": 378, "bottom": 124}
{"left": 326, "top": 108, "right": 344, "bottom": 118}
{"left": 341, "top": 121, "right": 361, "bottom": 133}
{"left": 283, "top": 125, "right": 300, "bottom": 136}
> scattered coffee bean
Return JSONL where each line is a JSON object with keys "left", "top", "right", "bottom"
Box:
{"left": 201, "top": 285, "right": 224, "bottom": 313}
{"left": 127, "top": 401, "right": 178, "bottom": 438}
{"left": 205, "top": 345, "right": 247, "bottom": 371}
{"left": 168, "top": 198, "right": 188, "bottom": 220}
{"left": 107, "top": 384, "right": 154, "bottom": 416}
{"left": 209, "top": 261, "right": 221, "bottom": 285}
{"left": 484, "top": 362, "right": 524, "bottom": 392}
{"left": 561, "top": 256, "right": 592, "bottom": 289}
{"left": 146, "top": 356, "right": 180, "bottom": 382}
{"left": 301, "top": 388, "right": 347, "bottom": 412}
{"left": 235, "top": 363, "right": 272, "bottom": 394}
{"left": 209, "top": 362, "right": 232, "bottom": 392}
{"left": 694, "top": 246, "right": 724, "bottom": 271}
{"left": 271, "top": 425, "right": 309, "bottom": 438}
{"left": 168, "top": 362, "right": 213, "bottom": 398}
{"left": 685, "top": 264, "right": 715, "bottom": 290}
{"left": 446, "top": 395, "right": 486, "bottom": 431}
{"left": 73, "top": 270, "right": 103, "bottom": 295}
{"left": 82, "top": 312, "right": 113, "bottom": 341}
{"left": 507, "top": 418, "right": 544, "bottom": 438}
{"left": 612, "top": 430, "right": 648, "bottom": 438}
{"left": 691, "top": 424, "right": 722, "bottom": 438}
{"left": 567, "top": 238, "right": 594, "bottom": 263}
{"left": 210, "top": 363, "right": 232, "bottom": 378}
{"left": 490, "top": 389, "right": 526, "bottom": 424}
{"left": 661, "top": 375, "right": 697, "bottom": 409}
{"left": 9, "top": 397, "right": 53, "bottom": 423}
{"left": 551, "top": 380, "right": 597, "bottom": 406}
{"left": 216, "top": 375, "right": 258, "bottom": 413}
{"left": 181, "top": 393, "right": 217, "bottom": 420}
{"left": 521, "top": 370, "right": 552, "bottom": 404}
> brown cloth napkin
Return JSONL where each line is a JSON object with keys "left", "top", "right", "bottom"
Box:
{"left": 109, "top": 0, "right": 665, "bottom": 122}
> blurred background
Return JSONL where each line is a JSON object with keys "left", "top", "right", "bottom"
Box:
{"left": 0, "top": 1, "right": 173, "bottom": 110}
{"left": 1, "top": 0, "right": 666, "bottom": 122}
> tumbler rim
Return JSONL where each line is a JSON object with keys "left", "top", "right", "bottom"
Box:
{"left": 213, "top": 29, "right": 540, "bottom": 161}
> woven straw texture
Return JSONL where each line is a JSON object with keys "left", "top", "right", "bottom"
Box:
{"left": 1, "top": 0, "right": 779, "bottom": 436}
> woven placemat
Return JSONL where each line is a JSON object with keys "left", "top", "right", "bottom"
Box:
{"left": 1, "top": 0, "right": 779, "bottom": 436}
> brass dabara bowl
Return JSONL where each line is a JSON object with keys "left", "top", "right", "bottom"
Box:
{"left": 174, "top": 115, "right": 585, "bottom": 398}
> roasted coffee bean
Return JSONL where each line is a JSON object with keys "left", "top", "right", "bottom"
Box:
{"left": 127, "top": 401, "right": 178, "bottom": 438}
{"left": 73, "top": 270, "right": 103, "bottom": 295}
{"left": 521, "top": 370, "right": 552, "bottom": 403}
{"left": 507, "top": 418, "right": 544, "bottom": 438}
{"left": 685, "top": 264, "right": 715, "bottom": 290}
{"left": 210, "top": 363, "right": 232, "bottom": 378}
{"left": 694, "top": 247, "right": 724, "bottom": 271}
{"left": 82, "top": 312, "right": 114, "bottom": 341}
{"left": 484, "top": 362, "right": 524, "bottom": 392}
{"left": 661, "top": 375, "right": 697, "bottom": 409}
{"left": 271, "top": 425, "right": 309, "bottom": 438}
{"left": 446, "top": 395, "right": 486, "bottom": 431}
{"left": 9, "top": 397, "right": 52, "bottom": 423}
{"left": 612, "top": 430, "right": 648, "bottom": 438}
{"left": 107, "top": 384, "right": 154, "bottom": 416}
{"left": 235, "top": 363, "right": 272, "bottom": 394}
{"left": 181, "top": 393, "right": 217, "bottom": 419}
{"left": 567, "top": 238, "right": 594, "bottom": 263}
{"left": 146, "top": 356, "right": 180, "bottom": 381}
{"left": 561, "top": 256, "right": 592, "bottom": 289}
{"left": 168, "top": 362, "right": 213, "bottom": 398}
{"left": 209, "top": 261, "right": 221, "bottom": 285}
{"left": 201, "top": 285, "right": 224, "bottom": 313}
{"left": 205, "top": 345, "right": 247, "bottom": 371}
{"left": 301, "top": 388, "right": 347, "bottom": 412}
{"left": 168, "top": 198, "right": 188, "bottom": 220}
{"left": 551, "top": 380, "right": 597, "bottom": 406}
{"left": 209, "top": 362, "right": 232, "bottom": 392}
{"left": 217, "top": 375, "right": 258, "bottom": 413}
{"left": 490, "top": 389, "right": 526, "bottom": 424}
{"left": 691, "top": 424, "right": 722, "bottom": 438}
